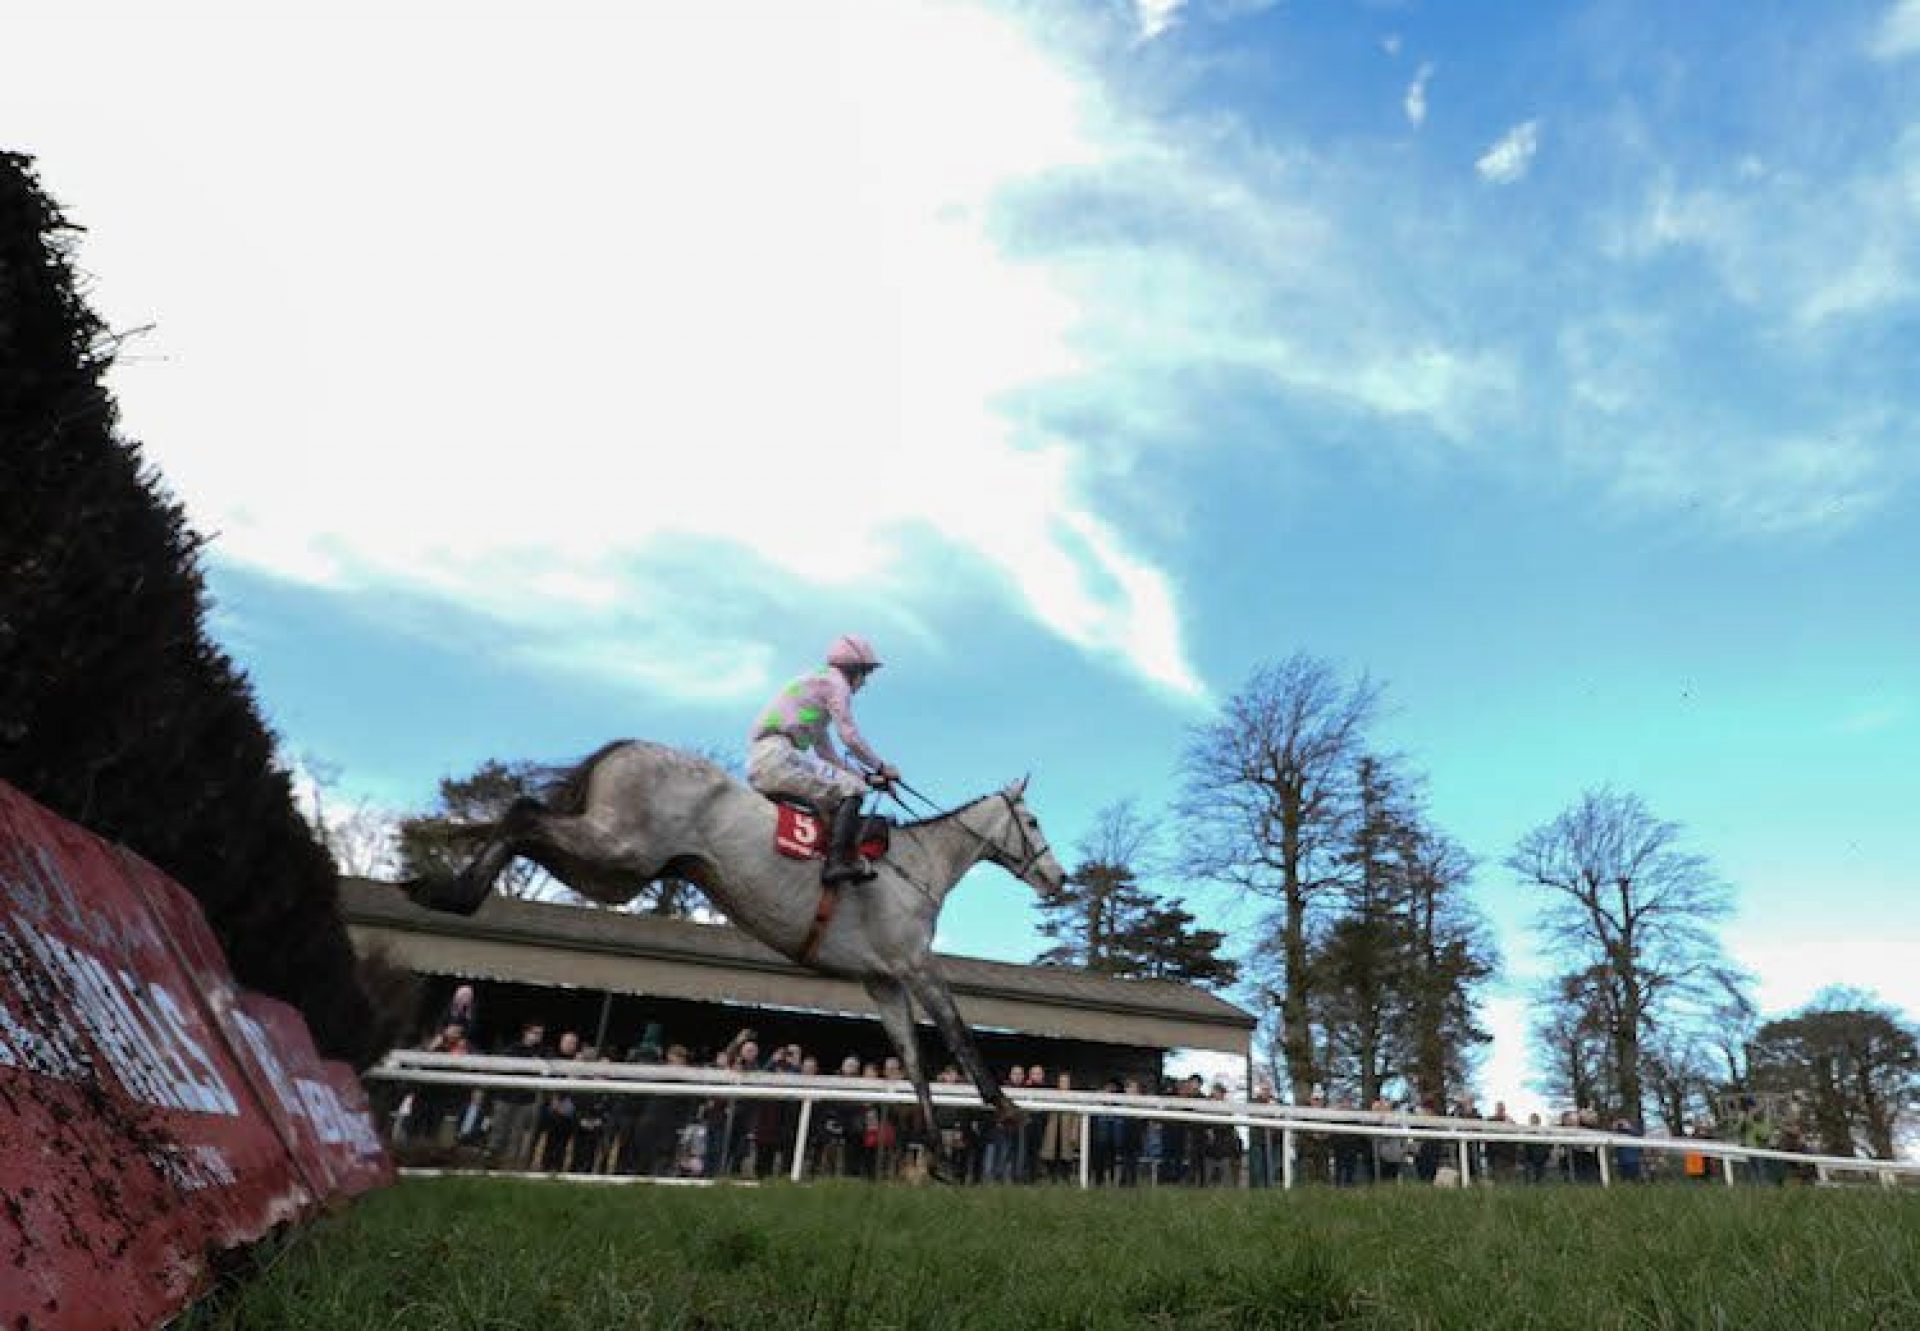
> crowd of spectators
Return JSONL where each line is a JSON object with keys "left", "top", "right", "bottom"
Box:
{"left": 383, "top": 987, "right": 1825, "bottom": 1187}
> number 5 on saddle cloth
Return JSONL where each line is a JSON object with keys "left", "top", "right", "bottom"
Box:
{"left": 772, "top": 801, "right": 891, "bottom": 866}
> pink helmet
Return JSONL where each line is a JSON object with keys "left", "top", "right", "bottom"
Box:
{"left": 826, "top": 633, "right": 881, "bottom": 669}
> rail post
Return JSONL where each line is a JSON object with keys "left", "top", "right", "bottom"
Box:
{"left": 1282, "top": 1129, "right": 1295, "bottom": 1189}
{"left": 1080, "top": 1112, "right": 1093, "bottom": 1189}
{"left": 1597, "top": 1144, "right": 1610, "bottom": 1188}
{"left": 1722, "top": 1155, "right": 1736, "bottom": 1187}
{"left": 789, "top": 1098, "right": 813, "bottom": 1182}
{"left": 1457, "top": 1137, "right": 1471, "bottom": 1185}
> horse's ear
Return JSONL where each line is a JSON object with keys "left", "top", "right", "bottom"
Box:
{"left": 1013, "top": 773, "right": 1030, "bottom": 795}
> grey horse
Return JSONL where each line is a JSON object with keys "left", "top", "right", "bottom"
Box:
{"left": 408, "top": 739, "right": 1067, "bottom": 1138}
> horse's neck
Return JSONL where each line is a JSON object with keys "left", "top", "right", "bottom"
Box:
{"left": 899, "top": 800, "right": 1003, "bottom": 902}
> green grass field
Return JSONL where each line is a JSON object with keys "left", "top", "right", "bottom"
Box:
{"left": 182, "top": 1177, "right": 1920, "bottom": 1330}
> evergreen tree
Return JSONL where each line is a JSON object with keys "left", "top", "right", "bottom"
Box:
{"left": 0, "top": 153, "right": 380, "bottom": 1062}
{"left": 1036, "top": 799, "right": 1238, "bottom": 988}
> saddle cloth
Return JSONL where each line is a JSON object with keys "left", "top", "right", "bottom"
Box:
{"left": 772, "top": 802, "right": 890, "bottom": 863}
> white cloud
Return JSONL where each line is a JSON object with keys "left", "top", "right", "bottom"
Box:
{"left": 1871, "top": 0, "right": 1920, "bottom": 59}
{"left": 1382, "top": 33, "right": 1403, "bottom": 57}
{"left": 1726, "top": 930, "right": 1920, "bottom": 1022}
{"left": 1476, "top": 119, "right": 1541, "bottom": 183}
{"left": 1404, "top": 61, "right": 1434, "bottom": 128}
{"left": 1136, "top": 0, "right": 1185, "bottom": 42}
{"left": 11, "top": 0, "right": 1207, "bottom": 703}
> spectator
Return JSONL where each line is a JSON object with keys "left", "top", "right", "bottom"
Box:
{"left": 1484, "top": 1101, "right": 1516, "bottom": 1182}
{"left": 1037, "top": 1071, "right": 1080, "bottom": 1183}
{"left": 1329, "top": 1097, "right": 1365, "bottom": 1186}
{"left": 1021, "top": 1065, "right": 1047, "bottom": 1182}
{"left": 1204, "top": 1083, "right": 1243, "bottom": 1188}
{"left": 486, "top": 1020, "right": 551, "bottom": 1169}
{"left": 749, "top": 1043, "right": 801, "bottom": 1177}
{"left": 1522, "top": 1113, "right": 1550, "bottom": 1184}
{"left": 982, "top": 1066, "right": 1027, "bottom": 1183}
{"left": 570, "top": 1045, "right": 613, "bottom": 1173}
{"left": 1373, "top": 1099, "right": 1406, "bottom": 1184}
{"left": 1413, "top": 1102, "right": 1443, "bottom": 1184}
{"left": 1091, "top": 1079, "right": 1124, "bottom": 1186}
{"left": 933, "top": 1066, "right": 974, "bottom": 1181}
{"left": 438, "top": 984, "right": 481, "bottom": 1046}
{"left": 700, "top": 1049, "right": 739, "bottom": 1179}
{"left": 537, "top": 1031, "right": 584, "bottom": 1171}
{"left": 614, "top": 1029, "right": 681, "bottom": 1176}
{"left": 1611, "top": 1117, "right": 1643, "bottom": 1183}
{"left": 1157, "top": 1078, "right": 1188, "bottom": 1185}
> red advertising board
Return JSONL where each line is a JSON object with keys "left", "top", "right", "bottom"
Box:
{"left": 0, "top": 781, "right": 389, "bottom": 1329}
{"left": 236, "top": 993, "right": 347, "bottom": 1200}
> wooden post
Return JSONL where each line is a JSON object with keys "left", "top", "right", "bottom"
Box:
{"left": 1722, "top": 1155, "right": 1736, "bottom": 1187}
{"left": 1457, "top": 1138, "right": 1471, "bottom": 1185}
{"left": 1282, "top": 1129, "right": 1295, "bottom": 1190}
{"left": 1597, "top": 1145, "right": 1611, "bottom": 1188}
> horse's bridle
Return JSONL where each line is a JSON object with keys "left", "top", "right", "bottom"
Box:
{"left": 986, "top": 792, "right": 1050, "bottom": 885}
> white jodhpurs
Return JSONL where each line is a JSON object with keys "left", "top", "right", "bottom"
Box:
{"left": 747, "top": 735, "right": 865, "bottom": 806}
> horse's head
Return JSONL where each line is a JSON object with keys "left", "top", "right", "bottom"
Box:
{"left": 984, "top": 775, "right": 1067, "bottom": 895}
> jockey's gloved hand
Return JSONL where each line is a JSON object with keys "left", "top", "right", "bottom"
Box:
{"left": 866, "top": 770, "right": 894, "bottom": 792}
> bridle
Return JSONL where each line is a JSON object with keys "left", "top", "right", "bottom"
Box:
{"left": 962, "top": 791, "right": 1051, "bottom": 886}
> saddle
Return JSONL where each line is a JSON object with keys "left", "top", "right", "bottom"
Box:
{"left": 770, "top": 799, "right": 891, "bottom": 864}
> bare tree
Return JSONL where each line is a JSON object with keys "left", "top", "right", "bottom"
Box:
{"left": 1533, "top": 966, "right": 1614, "bottom": 1112}
{"left": 293, "top": 754, "right": 401, "bottom": 879}
{"left": 1508, "top": 788, "right": 1734, "bottom": 1128}
{"left": 1179, "top": 654, "right": 1380, "bottom": 1102}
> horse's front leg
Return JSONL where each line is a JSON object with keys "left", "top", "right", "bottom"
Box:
{"left": 903, "top": 967, "right": 1019, "bottom": 1123}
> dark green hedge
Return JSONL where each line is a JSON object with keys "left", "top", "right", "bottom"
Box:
{"left": 1, "top": 151, "right": 378, "bottom": 1065}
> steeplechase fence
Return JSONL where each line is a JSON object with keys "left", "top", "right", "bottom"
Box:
{"left": 370, "top": 1050, "right": 1920, "bottom": 1191}
{"left": 0, "top": 782, "right": 391, "bottom": 1330}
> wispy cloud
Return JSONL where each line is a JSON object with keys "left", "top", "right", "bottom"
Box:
{"left": 1620, "top": 132, "right": 1920, "bottom": 329}
{"left": 1476, "top": 119, "right": 1541, "bottom": 183}
{"left": 1404, "top": 61, "right": 1434, "bottom": 128}
{"left": 1136, "top": 0, "right": 1185, "bottom": 42}
{"left": 1833, "top": 701, "right": 1911, "bottom": 735}
{"left": 1871, "top": 0, "right": 1920, "bottom": 59}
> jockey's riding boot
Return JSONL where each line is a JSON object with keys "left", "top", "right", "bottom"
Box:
{"left": 822, "top": 795, "right": 874, "bottom": 885}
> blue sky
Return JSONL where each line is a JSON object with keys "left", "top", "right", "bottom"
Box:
{"left": 9, "top": 0, "right": 1917, "bottom": 1111}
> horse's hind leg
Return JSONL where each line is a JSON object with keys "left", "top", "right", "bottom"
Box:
{"left": 406, "top": 797, "right": 540, "bottom": 916}
{"left": 904, "top": 968, "right": 1018, "bottom": 1123}
{"left": 864, "top": 977, "right": 943, "bottom": 1180}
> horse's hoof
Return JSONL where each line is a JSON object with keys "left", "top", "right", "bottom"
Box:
{"left": 403, "top": 875, "right": 484, "bottom": 917}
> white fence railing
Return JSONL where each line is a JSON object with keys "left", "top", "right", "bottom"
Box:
{"left": 367, "top": 1051, "right": 1920, "bottom": 1190}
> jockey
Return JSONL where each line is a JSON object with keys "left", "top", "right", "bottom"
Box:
{"left": 747, "top": 633, "right": 902, "bottom": 884}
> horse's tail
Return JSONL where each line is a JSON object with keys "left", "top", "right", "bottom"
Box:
{"left": 538, "top": 739, "right": 637, "bottom": 818}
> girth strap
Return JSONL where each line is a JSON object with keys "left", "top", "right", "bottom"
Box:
{"left": 798, "top": 882, "right": 841, "bottom": 966}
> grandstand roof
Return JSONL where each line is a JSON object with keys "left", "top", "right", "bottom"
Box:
{"left": 339, "top": 878, "right": 1254, "bottom": 1056}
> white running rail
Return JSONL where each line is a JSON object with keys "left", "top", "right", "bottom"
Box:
{"left": 367, "top": 1051, "right": 1920, "bottom": 1190}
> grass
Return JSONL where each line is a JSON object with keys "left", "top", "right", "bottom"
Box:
{"left": 180, "top": 1177, "right": 1920, "bottom": 1330}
